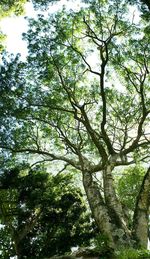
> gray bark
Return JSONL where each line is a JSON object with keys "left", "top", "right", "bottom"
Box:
{"left": 82, "top": 170, "right": 115, "bottom": 248}
{"left": 132, "top": 167, "right": 150, "bottom": 248}
{"left": 82, "top": 157, "right": 133, "bottom": 248}
{"left": 103, "top": 163, "right": 131, "bottom": 244}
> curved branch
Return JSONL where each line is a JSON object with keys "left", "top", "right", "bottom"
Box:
{"left": 0, "top": 145, "right": 82, "bottom": 170}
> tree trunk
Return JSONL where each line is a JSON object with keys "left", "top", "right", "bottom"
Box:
{"left": 82, "top": 159, "right": 133, "bottom": 248}
{"left": 103, "top": 163, "right": 132, "bottom": 245}
{"left": 82, "top": 170, "right": 115, "bottom": 248}
{"left": 13, "top": 238, "right": 22, "bottom": 259}
{"left": 83, "top": 165, "right": 150, "bottom": 249}
{"left": 132, "top": 167, "right": 150, "bottom": 248}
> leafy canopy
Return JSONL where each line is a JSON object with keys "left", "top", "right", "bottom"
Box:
{"left": 0, "top": 0, "right": 149, "bottom": 174}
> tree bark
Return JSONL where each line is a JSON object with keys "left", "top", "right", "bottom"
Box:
{"left": 82, "top": 168, "right": 134, "bottom": 248}
{"left": 132, "top": 167, "right": 150, "bottom": 248}
{"left": 103, "top": 163, "right": 132, "bottom": 245}
{"left": 13, "top": 240, "right": 22, "bottom": 259}
{"left": 82, "top": 170, "right": 115, "bottom": 248}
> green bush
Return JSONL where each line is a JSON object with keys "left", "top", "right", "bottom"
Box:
{"left": 115, "top": 248, "right": 150, "bottom": 259}
{"left": 93, "top": 234, "right": 114, "bottom": 258}
{"left": 137, "top": 249, "right": 150, "bottom": 258}
{"left": 115, "top": 248, "right": 139, "bottom": 259}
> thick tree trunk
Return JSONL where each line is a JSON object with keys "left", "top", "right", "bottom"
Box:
{"left": 103, "top": 163, "right": 132, "bottom": 245}
{"left": 83, "top": 165, "right": 150, "bottom": 249}
{"left": 132, "top": 167, "right": 150, "bottom": 248}
{"left": 82, "top": 170, "right": 115, "bottom": 248}
{"left": 82, "top": 152, "right": 134, "bottom": 246}
{"left": 13, "top": 241, "right": 22, "bottom": 259}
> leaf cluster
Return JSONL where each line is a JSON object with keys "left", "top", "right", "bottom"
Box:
{"left": 0, "top": 166, "right": 95, "bottom": 258}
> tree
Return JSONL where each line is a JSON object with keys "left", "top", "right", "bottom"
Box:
{"left": 0, "top": 0, "right": 150, "bottom": 250}
{"left": 0, "top": 166, "right": 94, "bottom": 258}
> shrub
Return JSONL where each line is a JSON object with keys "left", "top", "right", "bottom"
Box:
{"left": 115, "top": 248, "right": 150, "bottom": 259}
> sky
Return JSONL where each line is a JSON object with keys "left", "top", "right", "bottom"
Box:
{"left": 0, "top": 2, "right": 35, "bottom": 59}
{"left": 0, "top": 0, "right": 84, "bottom": 60}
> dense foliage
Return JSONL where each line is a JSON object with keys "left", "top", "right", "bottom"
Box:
{"left": 117, "top": 166, "right": 145, "bottom": 212}
{"left": 0, "top": 167, "right": 95, "bottom": 258}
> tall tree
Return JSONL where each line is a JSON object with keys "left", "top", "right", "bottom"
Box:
{"left": 0, "top": 0, "right": 150, "bottom": 249}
